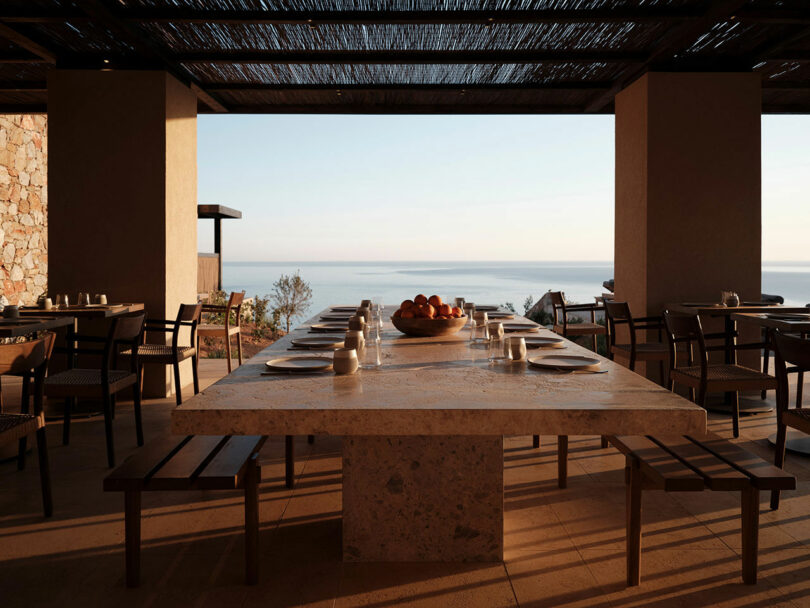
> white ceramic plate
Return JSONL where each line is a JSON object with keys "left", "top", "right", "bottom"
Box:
{"left": 265, "top": 356, "right": 333, "bottom": 372}
{"left": 291, "top": 336, "right": 345, "bottom": 349}
{"left": 488, "top": 311, "right": 515, "bottom": 320}
{"left": 528, "top": 355, "right": 601, "bottom": 371}
{"left": 319, "top": 313, "right": 354, "bottom": 321}
{"left": 330, "top": 306, "right": 359, "bottom": 312}
{"left": 525, "top": 336, "right": 565, "bottom": 349}
{"left": 502, "top": 323, "right": 538, "bottom": 332}
{"left": 474, "top": 305, "right": 499, "bottom": 312}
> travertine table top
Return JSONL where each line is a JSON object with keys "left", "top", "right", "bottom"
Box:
{"left": 173, "top": 307, "right": 706, "bottom": 437}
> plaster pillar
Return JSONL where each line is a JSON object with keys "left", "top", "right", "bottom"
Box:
{"left": 614, "top": 72, "right": 762, "bottom": 373}
{"left": 48, "top": 70, "right": 198, "bottom": 396}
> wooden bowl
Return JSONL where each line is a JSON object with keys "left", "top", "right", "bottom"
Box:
{"left": 390, "top": 315, "right": 467, "bottom": 337}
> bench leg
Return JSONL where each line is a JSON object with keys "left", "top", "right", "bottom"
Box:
{"left": 741, "top": 486, "right": 760, "bottom": 584}
{"left": 285, "top": 435, "right": 294, "bottom": 488}
{"left": 557, "top": 435, "right": 568, "bottom": 489}
{"left": 532, "top": 435, "right": 540, "bottom": 449}
{"left": 600, "top": 436, "right": 608, "bottom": 449}
{"left": 307, "top": 434, "right": 314, "bottom": 444}
{"left": 125, "top": 491, "right": 141, "bottom": 588}
{"left": 245, "top": 456, "right": 260, "bottom": 585}
{"left": 627, "top": 457, "right": 642, "bottom": 587}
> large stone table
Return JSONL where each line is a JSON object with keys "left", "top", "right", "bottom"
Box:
{"left": 173, "top": 307, "right": 705, "bottom": 562}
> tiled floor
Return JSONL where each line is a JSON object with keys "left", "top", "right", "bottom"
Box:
{"left": 2, "top": 360, "right": 810, "bottom": 607}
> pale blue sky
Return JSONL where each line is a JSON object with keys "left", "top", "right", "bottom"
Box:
{"left": 198, "top": 114, "right": 808, "bottom": 262}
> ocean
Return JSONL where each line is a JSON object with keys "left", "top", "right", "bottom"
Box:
{"left": 222, "top": 261, "right": 810, "bottom": 322}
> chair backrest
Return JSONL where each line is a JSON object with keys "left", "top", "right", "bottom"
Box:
{"left": 604, "top": 301, "right": 636, "bottom": 350}
{"left": 663, "top": 311, "right": 707, "bottom": 373}
{"left": 226, "top": 291, "right": 246, "bottom": 328}
{"left": 0, "top": 332, "right": 55, "bottom": 376}
{"left": 549, "top": 291, "right": 566, "bottom": 326}
{"left": 174, "top": 303, "right": 202, "bottom": 349}
{"left": 773, "top": 332, "right": 810, "bottom": 412}
{"left": 109, "top": 312, "right": 145, "bottom": 374}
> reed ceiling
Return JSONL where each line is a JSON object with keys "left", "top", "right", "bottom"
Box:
{"left": 0, "top": 0, "right": 808, "bottom": 114}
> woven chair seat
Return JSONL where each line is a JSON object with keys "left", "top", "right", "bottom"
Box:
{"left": 121, "top": 344, "right": 195, "bottom": 362}
{"left": 46, "top": 368, "right": 134, "bottom": 388}
{"left": 673, "top": 364, "right": 774, "bottom": 383}
{"left": 0, "top": 413, "right": 42, "bottom": 445}
{"left": 197, "top": 324, "right": 240, "bottom": 336}
{"left": 784, "top": 407, "right": 810, "bottom": 432}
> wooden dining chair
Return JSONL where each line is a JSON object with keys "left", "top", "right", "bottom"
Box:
{"left": 0, "top": 332, "right": 55, "bottom": 517}
{"left": 549, "top": 291, "right": 605, "bottom": 352}
{"left": 663, "top": 311, "right": 777, "bottom": 438}
{"left": 122, "top": 303, "right": 201, "bottom": 405}
{"left": 45, "top": 313, "right": 145, "bottom": 468}
{"left": 197, "top": 291, "right": 245, "bottom": 373}
{"left": 770, "top": 332, "right": 810, "bottom": 509}
{"left": 604, "top": 301, "right": 668, "bottom": 384}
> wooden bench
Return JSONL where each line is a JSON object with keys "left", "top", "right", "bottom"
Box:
{"left": 104, "top": 434, "right": 266, "bottom": 588}
{"left": 608, "top": 433, "right": 795, "bottom": 586}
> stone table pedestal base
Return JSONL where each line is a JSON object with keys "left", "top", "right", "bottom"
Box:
{"left": 342, "top": 435, "right": 503, "bottom": 562}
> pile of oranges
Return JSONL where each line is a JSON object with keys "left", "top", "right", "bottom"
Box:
{"left": 392, "top": 294, "right": 464, "bottom": 320}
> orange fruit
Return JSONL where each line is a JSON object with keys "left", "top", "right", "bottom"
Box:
{"left": 414, "top": 294, "right": 428, "bottom": 306}
{"left": 401, "top": 299, "right": 415, "bottom": 310}
{"left": 428, "top": 295, "right": 442, "bottom": 308}
{"left": 392, "top": 309, "right": 402, "bottom": 319}
{"left": 401, "top": 309, "right": 415, "bottom": 319}
{"left": 438, "top": 303, "right": 452, "bottom": 316}
{"left": 451, "top": 306, "right": 462, "bottom": 318}
{"left": 424, "top": 304, "right": 436, "bottom": 318}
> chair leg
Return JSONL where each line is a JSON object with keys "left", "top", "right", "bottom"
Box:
{"left": 245, "top": 456, "right": 259, "bottom": 585}
{"left": 225, "top": 334, "right": 232, "bottom": 374}
{"left": 761, "top": 332, "right": 770, "bottom": 400}
{"left": 627, "top": 457, "right": 643, "bottom": 587}
{"left": 592, "top": 333, "right": 597, "bottom": 352}
{"left": 237, "top": 332, "right": 243, "bottom": 367}
{"left": 285, "top": 435, "right": 294, "bottom": 488}
{"left": 17, "top": 373, "right": 30, "bottom": 470}
{"left": 125, "top": 490, "right": 141, "bottom": 588}
{"left": 532, "top": 435, "right": 540, "bottom": 449}
{"left": 35, "top": 426, "right": 53, "bottom": 517}
{"left": 192, "top": 355, "right": 200, "bottom": 395}
{"left": 173, "top": 357, "right": 182, "bottom": 406}
{"left": 732, "top": 392, "right": 741, "bottom": 439}
{"left": 557, "top": 435, "right": 568, "bottom": 489}
{"left": 110, "top": 394, "right": 116, "bottom": 420}
{"left": 797, "top": 373, "right": 804, "bottom": 409}
{"left": 771, "top": 421, "right": 787, "bottom": 510}
{"left": 102, "top": 388, "right": 116, "bottom": 468}
{"left": 133, "top": 381, "right": 144, "bottom": 447}
{"left": 62, "top": 397, "right": 72, "bottom": 445}
{"left": 600, "top": 436, "right": 609, "bottom": 449}
{"left": 741, "top": 486, "right": 760, "bottom": 584}
{"left": 307, "top": 434, "right": 314, "bottom": 444}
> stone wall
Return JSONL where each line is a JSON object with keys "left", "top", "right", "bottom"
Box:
{"left": 0, "top": 115, "right": 47, "bottom": 305}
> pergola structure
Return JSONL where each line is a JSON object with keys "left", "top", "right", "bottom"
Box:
{"left": 1, "top": 0, "right": 807, "bottom": 391}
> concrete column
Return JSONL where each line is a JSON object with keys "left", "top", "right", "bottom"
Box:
{"left": 48, "top": 70, "right": 198, "bottom": 396}
{"left": 615, "top": 72, "right": 762, "bottom": 371}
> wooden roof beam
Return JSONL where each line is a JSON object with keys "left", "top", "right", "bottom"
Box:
{"left": 0, "top": 22, "right": 56, "bottom": 64}
{"left": 203, "top": 82, "right": 613, "bottom": 91}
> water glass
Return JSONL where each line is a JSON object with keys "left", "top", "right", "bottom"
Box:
{"left": 471, "top": 311, "right": 489, "bottom": 343}
{"left": 361, "top": 324, "right": 381, "bottom": 369}
{"left": 463, "top": 302, "right": 475, "bottom": 326}
{"left": 57, "top": 294, "right": 69, "bottom": 308}
{"left": 508, "top": 336, "right": 527, "bottom": 361}
{"left": 488, "top": 322, "right": 511, "bottom": 362}
{"left": 333, "top": 347, "right": 359, "bottom": 375}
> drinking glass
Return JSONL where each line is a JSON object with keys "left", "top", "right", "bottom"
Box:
{"left": 471, "top": 311, "right": 489, "bottom": 343}
{"left": 463, "top": 302, "right": 475, "bottom": 328}
{"left": 361, "top": 323, "right": 382, "bottom": 369}
{"left": 488, "top": 322, "right": 511, "bottom": 362}
{"left": 58, "top": 294, "right": 69, "bottom": 308}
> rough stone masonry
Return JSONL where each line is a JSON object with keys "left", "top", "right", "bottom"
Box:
{"left": 0, "top": 114, "right": 47, "bottom": 305}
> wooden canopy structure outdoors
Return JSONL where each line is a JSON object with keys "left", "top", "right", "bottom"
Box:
{"left": 0, "top": 0, "right": 809, "bottom": 115}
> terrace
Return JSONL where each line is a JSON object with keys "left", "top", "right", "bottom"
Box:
{"left": 1, "top": 1, "right": 810, "bottom": 606}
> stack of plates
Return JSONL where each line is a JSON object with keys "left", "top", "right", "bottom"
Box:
{"left": 309, "top": 322, "right": 348, "bottom": 333}
{"left": 265, "top": 356, "right": 333, "bottom": 373}
{"left": 524, "top": 336, "right": 565, "bottom": 349}
{"left": 291, "top": 336, "right": 344, "bottom": 349}
{"left": 502, "top": 323, "right": 538, "bottom": 333}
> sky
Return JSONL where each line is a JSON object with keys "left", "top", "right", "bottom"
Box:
{"left": 197, "top": 114, "right": 809, "bottom": 262}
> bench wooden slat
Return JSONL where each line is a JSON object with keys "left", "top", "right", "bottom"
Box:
{"left": 610, "top": 436, "right": 705, "bottom": 491}
{"left": 196, "top": 436, "right": 266, "bottom": 490}
{"left": 649, "top": 436, "right": 749, "bottom": 491}
{"left": 147, "top": 436, "right": 228, "bottom": 490}
{"left": 687, "top": 434, "right": 796, "bottom": 491}
{"left": 103, "top": 435, "right": 191, "bottom": 491}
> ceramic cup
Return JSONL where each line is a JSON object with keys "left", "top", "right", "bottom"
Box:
{"left": 348, "top": 315, "right": 366, "bottom": 331}
{"left": 41, "top": 297, "right": 53, "bottom": 311}
{"left": 488, "top": 321, "right": 504, "bottom": 339}
{"left": 360, "top": 299, "right": 372, "bottom": 309}
{"left": 333, "top": 347, "right": 359, "bottom": 375}
{"left": 508, "top": 336, "right": 527, "bottom": 361}
{"left": 356, "top": 306, "right": 372, "bottom": 323}
{"left": 455, "top": 297, "right": 466, "bottom": 309}
{"left": 95, "top": 293, "right": 108, "bottom": 305}
{"left": 344, "top": 330, "right": 365, "bottom": 355}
